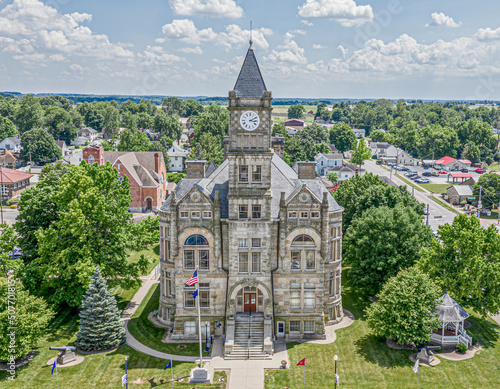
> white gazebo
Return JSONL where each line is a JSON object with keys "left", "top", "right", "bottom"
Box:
{"left": 430, "top": 293, "right": 472, "bottom": 347}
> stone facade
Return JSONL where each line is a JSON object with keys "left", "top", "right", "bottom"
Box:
{"left": 157, "top": 46, "right": 343, "bottom": 349}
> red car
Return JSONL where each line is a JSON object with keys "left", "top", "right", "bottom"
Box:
{"left": 439, "top": 171, "right": 446, "bottom": 174}
{"left": 476, "top": 169, "right": 485, "bottom": 174}
{"left": 411, "top": 175, "right": 421, "bottom": 180}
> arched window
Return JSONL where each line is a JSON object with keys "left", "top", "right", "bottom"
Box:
{"left": 88, "top": 155, "right": 94, "bottom": 164}
{"left": 184, "top": 234, "right": 209, "bottom": 270}
{"left": 291, "top": 234, "right": 316, "bottom": 271}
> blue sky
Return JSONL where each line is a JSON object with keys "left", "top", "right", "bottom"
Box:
{"left": 1, "top": 0, "right": 500, "bottom": 99}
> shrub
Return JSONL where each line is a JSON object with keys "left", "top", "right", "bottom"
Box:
{"left": 457, "top": 342, "right": 467, "bottom": 353}
{"left": 460, "top": 200, "right": 467, "bottom": 206}
{"left": 10, "top": 204, "right": 17, "bottom": 209}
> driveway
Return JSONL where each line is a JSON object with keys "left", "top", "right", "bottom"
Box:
{"left": 0, "top": 207, "right": 19, "bottom": 226}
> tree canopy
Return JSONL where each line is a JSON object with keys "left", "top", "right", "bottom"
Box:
{"left": 418, "top": 214, "right": 500, "bottom": 315}
{"left": 287, "top": 104, "right": 306, "bottom": 119}
{"left": 344, "top": 205, "right": 434, "bottom": 296}
{"left": 366, "top": 267, "right": 442, "bottom": 345}
{"left": 329, "top": 123, "right": 356, "bottom": 152}
{"left": 20, "top": 127, "right": 61, "bottom": 165}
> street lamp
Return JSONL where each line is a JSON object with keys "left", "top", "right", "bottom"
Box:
{"left": 204, "top": 321, "right": 209, "bottom": 352}
{"left": 334, "top": 354, "right": 338, "bottom": 389}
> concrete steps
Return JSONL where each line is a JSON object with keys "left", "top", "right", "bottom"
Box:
{"left": 225, "top": 313, "right": 271, "bottom": 360}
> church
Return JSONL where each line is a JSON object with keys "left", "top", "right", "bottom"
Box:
{"left": 157, "top": 44, "right": 343, "bottom": 358}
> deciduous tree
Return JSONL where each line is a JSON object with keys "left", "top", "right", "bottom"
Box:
{"left": 329, "top": 123, "right": 356, "bottom": 152}
{"left": 20, "top": 127, "right": 61, "bottom": 164}
{"left": 366, "top": 267, "right": 442, "bottom": 345}
{"left": 287, "top": 104, "right": 305, "bottom": 119}
{"left": 418, "top": 214, "right": 500, "bottom": 315}
{"left": 15, "top": 94, "right": 43, "bottom": 134}
{"left": 344, "top": 205, "right": 434, "bottom": 296}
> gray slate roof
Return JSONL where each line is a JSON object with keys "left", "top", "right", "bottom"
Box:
{"left": 436, "top": 293, "right": 469, "bottom": 322}
{"left": 161, "top": 154, "right": 341, "bottom": 218}
{"left": 449, "top": 185, "right": 473, "bottom": 196}
{"left": 205, "top": 161, "right": 218, "bottom": 177}
{"left": 1, "top": 137, "right": 21, "bottom": 145}
{"left": 233, "top": 47, "right": 267, "bottom": 98}
{"left": 316, "top": 153, "right": 343, "bottom": 160}
{"left": 104, "top": 151, "right": 162, "bottom": 187}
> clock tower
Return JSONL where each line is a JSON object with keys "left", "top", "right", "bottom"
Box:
{"left": 226, "top": 44, "right": 274, "bottom": 220}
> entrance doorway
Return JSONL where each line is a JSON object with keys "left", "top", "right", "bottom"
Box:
{"left": 244, "top": 293, "right": 256, "bottom": 312}
{"left": 146, "top": 198, "right": 152, "bottom": 211}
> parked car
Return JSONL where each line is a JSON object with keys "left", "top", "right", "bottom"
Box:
{"left": 400, "top": 167, "right": 410, "bottom": 171}
{"left": 431, "top": 171, "right": 439, "bottom": 176}
{"left": 422, "top": 172, "right": 432, "bottom": 177}
{"left": 476, "top": 169, "right": 485, "bottom": 174}
{"left": 461, "top": 168, "right": 469, "bottom": 173}
{"left": 416, "top": 178, "right": 430, "bottom": 183}
{"left": 376, "top": 160, "right": 382, "bottom": 165}
{"left": 439, "top": 171, "right": 446, "bottom": 174}
{"left": 411, "top": 175, "right": 421, "bottom": 180}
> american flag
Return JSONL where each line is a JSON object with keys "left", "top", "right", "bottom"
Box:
{"left": 186, "top": 270, "right": 198, "bottom": 286}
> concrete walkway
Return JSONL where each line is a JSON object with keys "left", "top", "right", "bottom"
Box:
{"left": 120, "top": 264, "right": 289, "bottom": 387}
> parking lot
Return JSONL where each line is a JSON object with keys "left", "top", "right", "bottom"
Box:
{"left": 387, "top": 164, "right": 486, "bottom": 186}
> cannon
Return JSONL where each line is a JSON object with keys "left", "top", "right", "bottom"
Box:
{"left": 416, "top": 345, "right": 441, "bottom": 364}
{"left": 49, "top": 346, "right": 77, "bottom": 365}
{"left": 49, "top": 346, "right": 76, "bottom": 352}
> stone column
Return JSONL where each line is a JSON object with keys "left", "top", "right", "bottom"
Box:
{"left": 279, "top": 192, "right": 286, "bottom": 270}
{"left": 170, "top": 191, "right": 178, "bottom": 257}
{"left": 213, "top": 190, "right": 222, "bottom": 270}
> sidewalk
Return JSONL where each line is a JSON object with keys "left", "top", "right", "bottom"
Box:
{"left": 121, "top": 264, "right": 290, "bottom": 387}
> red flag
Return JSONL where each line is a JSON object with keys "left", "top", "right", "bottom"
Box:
{"left": 297, "top": 358, "right": 305, "bottom": 366}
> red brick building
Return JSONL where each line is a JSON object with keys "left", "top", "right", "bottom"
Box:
{"left": 82, "top": 146, "right": 168, "bottom": 213}
{"left": 0, "top": 167, "right": 33, "bottom": 201}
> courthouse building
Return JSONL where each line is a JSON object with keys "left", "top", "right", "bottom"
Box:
{"left": 157, "top": 45, "right": 344, "bottom": 358}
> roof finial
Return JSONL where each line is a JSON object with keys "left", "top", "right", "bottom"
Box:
{"left": 249, "top": 20, "right": 253, "bottom": 47}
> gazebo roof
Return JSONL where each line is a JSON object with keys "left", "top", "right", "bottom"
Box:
{"left": 436, "top": 292, "right": 469, "bottom": 322}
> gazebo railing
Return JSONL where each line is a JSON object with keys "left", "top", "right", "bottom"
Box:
{"left": 430, "top": 331, "right": 472, "bottom": 347}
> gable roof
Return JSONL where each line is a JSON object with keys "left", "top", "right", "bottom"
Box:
{"left": 449, "top": 185, "right": 473, "bottom": 196}
{"left": 104, "top": 151, "right": 163, "bottom": 188}
{"left": 0, "top": 137, "right": 21, "bottom": 146}
{"left": 0, "top": 167, "right": 32, "bottom": 183}
{"left": 205, "top": 161, "right": 217, "bottom": 177}
{"left": 436, "top": 156, "right": 457, "bottom": 165}
{"left": 315, "top": 153, "right": 343, "bottom": 160}
{"left": 369, "top": 142, "right": 390, "bottom": 149}
{"left": 233, "top": 47, "right": 267, "bottom": 98}
{"left": 55, "top": 140, "right": 67, "bottom": 149}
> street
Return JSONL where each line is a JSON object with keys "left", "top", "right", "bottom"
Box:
{"left": 363, "top": 160, "right": 498, "bottom": 231}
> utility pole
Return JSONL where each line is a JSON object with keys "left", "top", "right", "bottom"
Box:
{"left": 478, "top": 185, "right": 482, "bottom": 218}
{"left": 412, "top": 185, "right": 415, "bottom": 197}
{"left": 426, "top": 204, "right": 430, "bottom": 226}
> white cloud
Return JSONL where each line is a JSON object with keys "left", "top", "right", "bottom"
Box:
{"left": 300, "top": 20, "right": 314, "bottom": 27}
{"left": 327, "top": 33, "right": 500, "bottom": 78}
{"left": 298, "top": 0, "right": 373, "bottom": 27}
{"left": 179, "top": 46, "right": 203, "bottom": 54}
{"left": 265, "top": 33, "right": 307, "bottom": 65}
{"left": 169, "top": 0, "right": 243, "bottom": 19}
{"left": 0, "top": 0, "right": 134, "bottom": 60}
{"left": 160, "top": 19, "right": 217, "bottom": 45}
{"left": 217, "top": 24, "right": 272, "bottom": 51}
{"left": 475, "top": 27, "right": 500, "bottom": 41}
{"left": 313, "top": 44, "right": 326, "bottom": 49}
{"left": 426, "top": 12, "right": 462, "bottom": 28}
{"left": 292, "top": 29, "right": 307, "bottom": 35}
{"left": 336, "top": 45, "right": 348, "bottom": 58}
{"left": 69, "top": 64, "right": 87, "bottom": 73}
{"left": 49, "top": 53, "right": 66, "bottom": 61}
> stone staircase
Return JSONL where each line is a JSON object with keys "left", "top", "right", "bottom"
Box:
{"left": 225, "top": 312, "right": 271, "bottom": 360}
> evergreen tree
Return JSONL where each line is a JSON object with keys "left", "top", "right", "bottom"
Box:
{"left": 76, "top": 267, "right": 125, "bottom": 351}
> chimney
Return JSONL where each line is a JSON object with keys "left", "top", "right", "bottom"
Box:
{"left": 272, "top": 136, "right": 285, "bottom": 160}
{"left": 154, "top": 152, "right": 160, "bottom": 173}
{"left": 186, "top": 160, "right": 206, "bottom": 179}
{"left": 296, "top": 161, "right": 317, "bottom": 180}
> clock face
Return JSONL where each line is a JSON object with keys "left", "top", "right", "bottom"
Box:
{"left": 240, "top": 111, "right": 260, "bottom": 131}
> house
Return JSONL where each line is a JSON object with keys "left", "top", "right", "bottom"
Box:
{"left": 314, "top": 153, "right": 344, "bottom": 175}
{"left": 327, "top": 163, "right": 366, "bottom": 181}
{"left": 156, "top": 46, "right": 344, "bottom": 351}
{"left": 0, "top": 167, "right": 32, "bottom": 201}
{"left": 55, "top": 140, "right": 70, "bottom": 156}
{"left": 369, "top": 142, "right": 390, "bottom": 158}
{"left": 380, "top": 146, "right": 418, "bottom": 166}
{"left": 82, "top": 146, "right": 168, "bottom": 213}
{"left": 352, "top": 128, "right": 365, "bottom": 139}
{"left": 77, "top": 127, "right": 98, "bottom": 142}
{"left": 436, "top": 156, "right": 461, "bottom": 171}
{"left": 0, "top": 150, "right": 21, "bottom": 168}
{"left": 457, "top": 159, "right": 472, "bottom": 169}
{"left": 167, "top": 142, "right": 189, "bottom": 172}
{"left": 284, "top": 119, "right": 304, "bottom": 127}
{"left": 286, "top": 127, "right": 298, "bottom": 137}
{"left": 446, "top": 185, "right": 473, "bottom": 204}
{"left": 0, "top": 137, "right": 22, "bottom": 153}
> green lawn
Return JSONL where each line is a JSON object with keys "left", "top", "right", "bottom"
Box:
{"left": 420, "top": 184, "right": 451, "bottom": 195}
{"left": 487, "top": 162, "right": 499, "bottom": 172}
{"left": 128, "top": 243, "right": 159, "bottom": 276}
{"left": 265, "top": 273, "right": 500, "bottom": 389}
{"left": 127, "top": 283, "right": 210, "bottom": 357}
{"left": 0, "top": 283, "right": 224, "bottom": 388}
{"left": 431, "top": 196, "right": 460, "bottom": 214}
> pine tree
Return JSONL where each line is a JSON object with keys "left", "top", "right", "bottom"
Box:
{"left": 76, "top": 267, "right": 125, "bottom": 351}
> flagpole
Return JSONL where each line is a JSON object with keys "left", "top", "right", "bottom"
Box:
{"left": 417, "top": 358, "right": 420, "bottom": 389}
{"left": 196, "top": 266, "right": 203, "bottom": 369}
{"left": 170, "top": 359, "right": 174, "bottom": 389}
{"left": 303, "top": 363, "right": 306, "bottom": 389}
{"left": 125, "top": 356, "right": 128, "bottom": 389}
{"left": 56, "top": 362, "right": 59, "bottom": 389}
